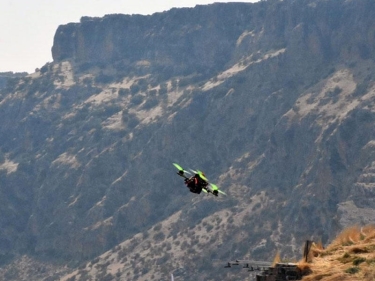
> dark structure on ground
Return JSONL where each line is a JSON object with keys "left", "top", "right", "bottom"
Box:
{"left": 225, "top": 241, "right": 314, "bottom": 280}
{"left": 256, "top": 263, "right": 302, "bottom": 281}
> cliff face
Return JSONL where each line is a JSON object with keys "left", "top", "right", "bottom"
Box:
{"left": 1, "top": 0, "right": 375, "bottom": 280}
{"left": 51, "top": 0, "right": 375, "bottom": 71}
{"left": 52, "top": 3, "right": 254, "bottom": 75}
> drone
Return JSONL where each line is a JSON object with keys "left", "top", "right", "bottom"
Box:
{"left": 173, "top": 163, "right": 226, "bottom": 196}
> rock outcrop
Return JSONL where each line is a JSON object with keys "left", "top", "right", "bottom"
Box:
{"left": 52, "top": 3, "right": 254, "bottom": 75}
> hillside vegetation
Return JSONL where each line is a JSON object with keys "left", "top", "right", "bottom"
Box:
{"left": 300, "top": 225, "right": 375, "bottom": 281}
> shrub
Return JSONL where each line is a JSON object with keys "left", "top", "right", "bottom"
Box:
{"left": 130, "top": 83, "right": 140, "bottom": 94}
{"left": 159, "top": 83, "right": 168, "bottom": 95}
{"left": 119, "top": 88, "right": 130, "bottom": 96}
{"left": 345, "top": 267, "right": 360, "bottom": 274}
{"left": 205, "top": 224, "right": 213, "bottom": 232}
{"left": 153, "top": 232, "right": 165, "bottom": 242}
{"left": 141, "top": 97, "right": 158, "bottom": 110}
{"left": 95, "top": 74, "right": 115, "bottom": 84}
{"left": 130, "top": 94, "right": 143, "bottom": 105}
{"left": 353, "top": 257, "right": 366, "bottom": 266}
{"left": 148, "top": 89, "right": 157, "bottom": 96}
{"left": 102, "top": 273, "right": 115, "bottom": 281}
{"left": 127, "top": 115, "right": 139, "bottom": 129}
{"left": 153, "top": 224, "right": 162, "bottom": 232}
{"left": 252, "top": 202, "right": 261, "bottom": 211}
{"left": 349, "top": 246, "right": 369, "bottom": 254}
{"left": 338, "top": 253, "right": 352, "bottom": 264}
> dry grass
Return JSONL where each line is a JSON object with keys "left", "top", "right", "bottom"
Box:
{"left": 309, "top": 241, "right": 325, "bottom": 259}
{"left": 297, "top": 262, "right": 313, "bottom": 276}
{"left": 298, "top": 224, "right": 375, "bottom": 281}
{"left": 362, "top": 266, "right": 375, "bottom": 280}
{"left": 272, "top": 250, "right": 281, "bottom": 266}
{"left": 329, "top": 226, "right": 362, "bottom": 248}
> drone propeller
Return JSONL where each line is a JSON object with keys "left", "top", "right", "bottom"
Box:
{"left": 173, "top": 163, "right": 183, "bottom": 171}
{"left": 190, "top": 169, "right": 198, "bottom": 174}
{"left": 210, "top": 183, "right": 226, "bottom": 195}
{"left": 173, "top": 163, "right": 191, "bottom": 175}
{"left": 197, "top": 170, "right": 208, "bottom": 181}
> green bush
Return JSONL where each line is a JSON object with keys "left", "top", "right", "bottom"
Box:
{"left": 353, "top": 257, "right": 366, "bottom": 266}
{"left": 345, "top": 267, "right": 360, "bottom": 274}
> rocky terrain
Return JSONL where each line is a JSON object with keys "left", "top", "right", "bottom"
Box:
{"left": 1, "top": 0, "right": 375, "bottom": 280}
{"left": 0, "top": 72, "right": 27, "bottom": 90}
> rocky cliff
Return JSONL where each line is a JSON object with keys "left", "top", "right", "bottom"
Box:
{"left": 1, "top": 0, "right": 375, "bottom": 280}
{"left": 0, "top": 72, "right": 27, "bottom": 90}
{"left": 51, "top": 3, "right": 254, "bottom": 77}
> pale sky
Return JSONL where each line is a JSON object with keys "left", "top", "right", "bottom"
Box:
{"left": 1, "top": 0, "right": 258, "bottom": 73}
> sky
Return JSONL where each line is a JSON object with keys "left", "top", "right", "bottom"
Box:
{"left": 1, "top": 0, "right": 258, "bottom": 74}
